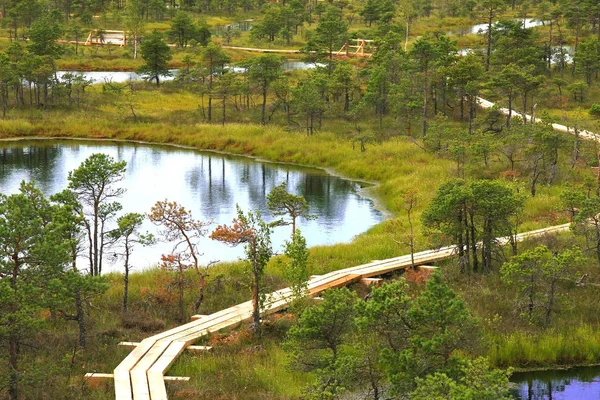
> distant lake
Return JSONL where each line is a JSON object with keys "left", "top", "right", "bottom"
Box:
{"left": 0, "top": 139, "right": 384, "bottom": 273}
{"left": 449, "top": 18, "right": 545, "bottom": 36}
{"left": 56, "top": 61, "right": 324, "bottom": 84}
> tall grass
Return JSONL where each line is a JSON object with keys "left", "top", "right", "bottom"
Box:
{"left": 490, "top": 325, "right": 600, "bottom": 368}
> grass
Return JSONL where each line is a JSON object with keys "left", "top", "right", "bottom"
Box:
{"left": 168, "top": 339, "right": 311, "bottom": 399}
{"left": 490, "top": 325, "right": 600, "bottom": 368}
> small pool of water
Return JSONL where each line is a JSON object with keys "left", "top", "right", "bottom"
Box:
{"left": 511, "top": 366, "right": 600, "bottom": 399}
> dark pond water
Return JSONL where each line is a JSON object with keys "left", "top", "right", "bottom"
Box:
{"left": 511, "top": 366, "right": 600, "bottom": 399}
{"left": 0, "top": 139, "right": 384, "bottom": 272}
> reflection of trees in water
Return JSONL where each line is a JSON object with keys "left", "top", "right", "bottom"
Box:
{"left": 514, "top": 378, "right": 567, "bottom": 400}
{"left": 512, "top": 368, "right": 600, "bottom": 400}
{"left": 230, "top": 162, "right": 357, "bottom": 222}
{"left": 294, "top": 174, "right": 354, "bottom": 221}
{"left": 185, "top": 155, "right": 233, "bottom": 220}
{"left": 1, "top": 141, "right": 378, "bottom": 251}
{"left": 192, "top": 157, "right": 354, "bottom": 223}
{"left": 150, "top": 147, "right": 163, "bottom": 169}
{"left": 247, "top": 163, "right": 278, "bottom": 210}
{"left": 0, "top": 144, "right": 63, "bottom": 193}
{"left": 119, "top": 144, "right": 138, "bottom": 176}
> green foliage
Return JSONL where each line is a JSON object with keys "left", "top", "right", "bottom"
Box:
{"left": 108, "top": 212, "right": 154, "bottom": 312}
{"left": 267, "top": 181, "right": 314, "bottom": 234}
{"left": 68, "top": 153, "right": 127, "bottom": 277}
{"left": 211, "top": 205, "right": 274, "bottom": 335}
{"left": 138, "top": 30, "right": 172, "bottom": 86}
{"left": 384, "top": 271, "right": 479, "bottom": 394}
{"left": 169, "top": 11, "right": 211, "bottom": 48}
{"left": 285, "top": 288, "right": 357, "bottom": 370}
{"left": 501, "top": 245, "right": 583, "bottom": 325}
{"left": 411, "top": 357, "right": 512, "bottom": 400}
{"left": 292, "top": 78, "right": 327, "bottom": 135}
{"left": 0, "top": 182, "right": 72, "bottom": 399}
{"left": 574, "top": 38, "right": 600, "bottom": 86}
{"left": 422, "top": 179, "right": 524, "bottom": 273}
{"left": 287, "top": 272, "right": 483, "bottom": 397}
{"left": 283, "top": 229, "right": 310, "bottom": 302}
{"left": 247, "top": 54, "right": 283, "bottom": 124}
{"left": 589, "top": 104, "right": 600, "bottom": 117}
{"left": 313, "top": 6, "right": 348, "bottom": 60}
{"left": 27, "top": 15, "right": 64, "bottom": 59}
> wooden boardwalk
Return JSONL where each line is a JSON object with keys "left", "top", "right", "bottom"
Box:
{"left": 476, "top": 97, "right": 600, "bottom": 141}
{"left": 86, "top": 223, "right": 570, "bottom": 399}
{"left": 221, "top": 45, "right": 302, "bottom": 54}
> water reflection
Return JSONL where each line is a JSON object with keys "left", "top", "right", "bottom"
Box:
{"left": 511, "top": 366, "right": 600, "bottom": 399}
{"left": 0, "top": 140, "right": 383, "bottom": 272}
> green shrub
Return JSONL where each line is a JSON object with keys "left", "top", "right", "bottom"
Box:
{"left": 589, "top": 104, "right": 600, "bottom": 117}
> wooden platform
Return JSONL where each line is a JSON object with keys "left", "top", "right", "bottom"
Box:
{"left": 93, "top": 223, "right": 569, "bottom": 399}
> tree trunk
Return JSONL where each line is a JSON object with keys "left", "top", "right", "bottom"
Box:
{"left": 252, "top": 259, "right": 261, "bottom": 336}
{"left": 93, "top": 202, "right": 99, "bottom": 276}
{"left": 544, "top": 278, "right": 556, "bottom": 326}
{"left": 208, "top": 96, "right": 212, "bottom": 122}
{"left": 193, "top": 274, "right": 205, "bottom": 313}
{"left": 507, "top": 93, "right": 513, "bottom": 129}
{"left": 123, "top": 244, "right": 130, "bottom": 312}
{"left": 9, "top": 332, "right": 19, "bottom": 400}
{"left": 422, "top": 78, "right": 428, "bottom": 137}
{"left": 178, "top": 266, "right": 185, "bottom": 322}
{"left": 222, "top": 97, "right": 226, "bottom": 126}
{"left": 486, "top": 11, "right": 493, "bottom": 71}
{"left": 75, "top": 289, "right": 86, "bottom": 348}
{"left": 261, "top": 85, "right": 267, "bottom": 125}
{"left": 528, "top": 273, "right": 534, "bottom": 321}
{"left": 470, "top": 212, "right": 478, "bottom": 272}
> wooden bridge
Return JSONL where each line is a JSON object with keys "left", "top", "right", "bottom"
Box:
{"left": 84, "top": 30, "right": 127, "bottom": 47}
{"left": 334, "top": 39, "right": 375, "bottom": 58}
{"left": 86, "top": 223, "right": 570, "bottom": 399}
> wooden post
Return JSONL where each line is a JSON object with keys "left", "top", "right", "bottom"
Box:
{"left": 85, "top": 31, "right": 93, "bottom": 46}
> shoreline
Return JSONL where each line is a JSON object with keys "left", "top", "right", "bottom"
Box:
{"left": 0, "top": 135, "right": 391, "bottom": 220}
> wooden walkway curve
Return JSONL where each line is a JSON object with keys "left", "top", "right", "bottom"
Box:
{"left": 476, "top": 97, "right": 600, "bottom": 141}
{"left": 87, "top": 223, "right": 571, "bottom": 399}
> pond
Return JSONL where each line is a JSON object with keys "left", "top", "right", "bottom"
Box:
{"left": 450, "top": 18, "right": 544, "bottom": 36}
{"left": 56, "top": 61, "right": 324, "bottom": 84}
{"left": 0, "top": 139, "right": 384, "bottom": 273}
{"left": 510, "top": 366, "right": 600, "bottom": 399}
